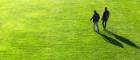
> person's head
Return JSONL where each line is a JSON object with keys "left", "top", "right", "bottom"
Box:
{"left": 94, "top": 10, "right": 97, "bottom": 13}
{"left": 105, "top": 7, "right": 107, "bottom": 10}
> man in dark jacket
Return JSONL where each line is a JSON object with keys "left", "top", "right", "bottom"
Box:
{"left": 102, "top": 7, "right": 110, "bottom": 30}
{"left": 90, "top": 10, "right": 100, "bottom": 32}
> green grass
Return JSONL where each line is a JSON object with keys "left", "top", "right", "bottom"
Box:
{"left": 0, "top": 0, "right": 140, "bottom": 60}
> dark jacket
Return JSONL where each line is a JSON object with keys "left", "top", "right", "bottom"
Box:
{"left": 102, "top": 10, "right": 110, "bottom": 21}
{"left": 91, "top": 13, "right": 100, "bottom": 22}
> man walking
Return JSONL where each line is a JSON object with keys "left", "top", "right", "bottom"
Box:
{"left": 102, "top": 7, "right": 110, "bottom": 30}
{"left": 90, "top": 10, "right": 100, "bottom": 32}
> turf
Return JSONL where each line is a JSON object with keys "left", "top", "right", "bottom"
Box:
{"left": 0, "top": 0, "right": 140, "bottom": 60}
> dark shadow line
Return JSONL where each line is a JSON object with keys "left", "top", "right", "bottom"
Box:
{"left": 105, "top": 30, "right": 140, "bottom": 49}
{"left": 97, "top": 32, "right": 124, "bottom": 48}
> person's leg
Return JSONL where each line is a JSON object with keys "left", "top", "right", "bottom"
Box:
{"left": 104, "top": 20, "right": 108, "bottom": 30}
{"left": 96, "top": 22, "right": 99, "bottom": 32}
{"left": 102, "top": 20, "right": 105, "bottom": 30}
{"left": 93, "top": 22, "right": 96, "bottom": 31}
{"left": 102, "top": 21, "right": 104, "bottom": 29}
{"left": 94, "top": 22, "right": 99, "bottom": 32}
{"left": 95, "top": 22, "right": 98, "bottom": 31}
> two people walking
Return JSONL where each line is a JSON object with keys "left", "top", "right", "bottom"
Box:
{"left": 90, "top": 7, "right": 110, "bottom": 32}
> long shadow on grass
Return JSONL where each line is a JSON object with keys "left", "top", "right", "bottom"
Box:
{"left": 105, "top": 30, "right": 140, "bottom": 49}
{"left": 97, "top": 32, "right": 124, "bottom": 48}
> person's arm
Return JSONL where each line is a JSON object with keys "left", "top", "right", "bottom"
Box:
{"left": 102, "top": 12, "right": 105, "bottom": 20}
{"left": 98, "top": 14, "right": 100, "bottom": 19}
{"left": 90, "top": 17, "right": 93, "bottom": 21}
{"left": 108, "top": 11, "right": 110, "bottom": 18}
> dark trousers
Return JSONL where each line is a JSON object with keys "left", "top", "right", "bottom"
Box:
{"left": 102, "top": 20, "right": 107, "bottom": 30}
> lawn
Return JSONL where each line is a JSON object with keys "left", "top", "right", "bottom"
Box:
{"left": 0, "top": 0, "right": 140, "bottom": 60}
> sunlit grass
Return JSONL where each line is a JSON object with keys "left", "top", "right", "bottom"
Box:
{"left": 0, "top": 0, "right": 140, "bottom": 60}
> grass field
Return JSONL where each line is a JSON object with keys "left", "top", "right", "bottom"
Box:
{"left": 0, "top": 0, "right": 140, "bottom": 60}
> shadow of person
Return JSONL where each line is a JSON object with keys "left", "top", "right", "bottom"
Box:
{"left": 97, "top": 32, "right": 124, "bottom": 48}
{"left": 105, "top": 30, "right": 140, "bottom": 49}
